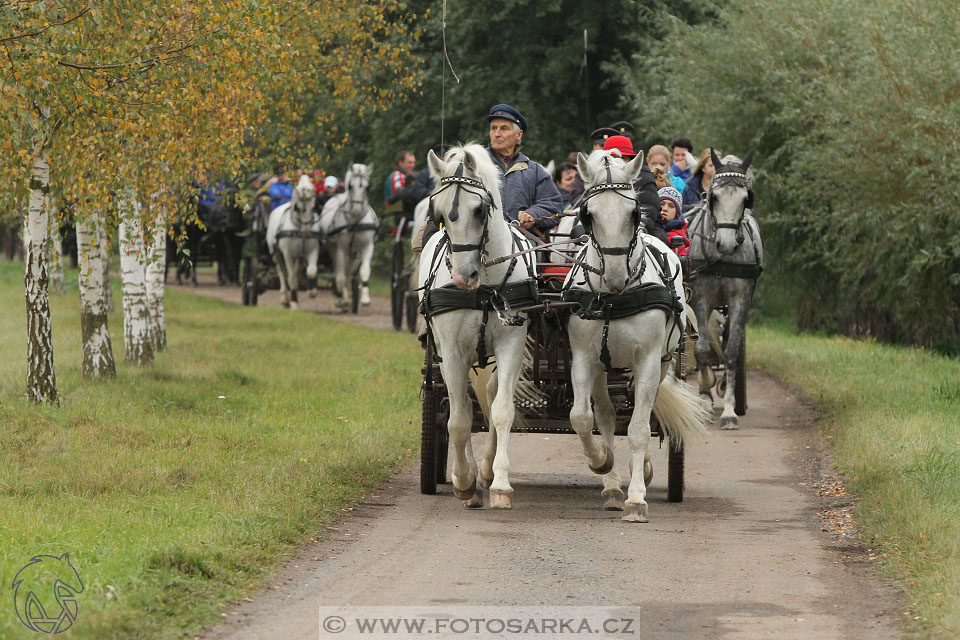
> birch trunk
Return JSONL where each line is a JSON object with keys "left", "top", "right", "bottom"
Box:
{"left": 48, "top": 198, "right": 66, "bottom": 294}
{"left": 24, "top": 149, "right": 58, "bottom": 404}
{"left": 145, "top": 209, "right": 167, "bottom": 352}
{"left": 101, "top": 224, "right": 115, "bottom": 312}
{"left": 76, "top": 211, "right": 116, "bottom": 377}
{"left": 119, "top": 194, "right": 153, "bottom": 365}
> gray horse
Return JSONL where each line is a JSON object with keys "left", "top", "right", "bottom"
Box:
{"left": 685, "top": 149, "right": 763, "bottom": 430}
{"left": 266, "top": 175, "right": 322, "bottom": 309}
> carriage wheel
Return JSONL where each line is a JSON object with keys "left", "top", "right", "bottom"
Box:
{"left": 436, "top": 397, "right": 449, "bottom": 484}
{"left": 390, "top": 242, "right": 406, "bottom": 330}
{"left": 735, "top": 332, "right": 747, "bottom": 416}
{"left": 667, "top": 439, "right": 685, "bottom": 502}
{"left": 350, "top": 272, "right": 360, "bottom": 314}
{"left": 420, "top": 353, "right": 448, "bottom": 494}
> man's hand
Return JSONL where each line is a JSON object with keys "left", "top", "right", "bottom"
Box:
{"left": 517, "top": 210, "right": 536, "bottom": 229}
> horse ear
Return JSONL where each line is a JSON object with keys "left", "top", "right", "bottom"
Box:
{"left": 544, "top": 159, "right": 555, "bottom": 178}
{"left": 710, "top": 147, "right": 723, "bottom": 172}
{"left": 741, "top": 148, "right": 755, "bottom": 173}
{"left": 427, "top": 149, "right": 446, "bottom": 179}
{"left": 625, "top": 151, "right": 645, "bottom": 182}
{"left": 366, "top": 163, "right": 374, "bottom": 177}
{"left": 463, "top": 150, "right": 477, "bottom": 174}
{"left": 576, "top": 152, "right": 592, "bottom": 184}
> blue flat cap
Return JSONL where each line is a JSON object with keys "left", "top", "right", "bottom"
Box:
{"left": 486, "top": 103, "right": 527, "bottom": 132}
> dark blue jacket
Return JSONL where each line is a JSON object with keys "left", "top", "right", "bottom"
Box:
{"left": 682, "top": 174, "right": 706, "bottom": 212}
{"left": 486, "top": 147, "right": 562, "bottom": 231}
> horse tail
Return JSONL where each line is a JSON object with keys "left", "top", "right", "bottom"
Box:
{"left": 653, "top": 374, "right": 711, "bottom": 449}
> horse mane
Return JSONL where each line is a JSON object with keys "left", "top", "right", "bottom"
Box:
{"left": 442, "top": 143, "right": 503, "bottom": 212}
{"left": 581, "top": 149, "right": 633, "bottom": 188}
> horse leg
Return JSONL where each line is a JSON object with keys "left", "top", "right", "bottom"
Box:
{"left": 623, "top": 352, "right": 661, "bottom": 523}
{"left": 691, "top": 295, "right": 715, "bottom": 402}
{"left": 439, "top": 350, "right": 482, "bottom": 508}
{"left": 568, "top": 338, "right": 613, "bottom": 474}
{"left": 306, "top": 240, "right": 319, "bottom": 298}
{"left": 334, "top": 243, "right": 350, "bottom": 310}
{"left": 478, "top": 370, "right": 498, "bottom": 489}
{"left": 719, "top": 296, "right": 751, "bottom": 430}
{"left": 591, "top": 374, "right": 624, "bottom": 511}
{"left": 286, "top": 253, "right": 300, "bottom": 310}
{"left": 486, "top": 328, "right": 527, "bottom": 509}
{"left": 274, "top": 246, "right": 291, "bottom": 308}
{"left": 358, "top": 235, "right": 374, "bottom": 306}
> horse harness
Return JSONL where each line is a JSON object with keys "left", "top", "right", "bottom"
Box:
{"left": 420, "top": 164, "right": 540, "bottom": 369}
{"left": 560, "top": 159, "right": 684, "bottom": 371}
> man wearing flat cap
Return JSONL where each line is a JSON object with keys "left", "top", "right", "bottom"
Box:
{"left": 486, "top": 103, "right": 562, "bottom": 231}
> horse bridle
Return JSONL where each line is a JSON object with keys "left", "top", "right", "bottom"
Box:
{"left": 428, "top": 162, "right": 495, "bottom": 257}
{"left": 703, "top": 170, "right": 751, "bottom": 247}
{"left": 346, "top": 170, "right": 369, "bottom": 217}
{"left": 577, "top": 156, "right": 644, "bottom": 283}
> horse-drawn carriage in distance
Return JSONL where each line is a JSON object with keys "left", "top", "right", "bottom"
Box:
{"left": 414, "top": 144, "right": 761, "bottom": 521}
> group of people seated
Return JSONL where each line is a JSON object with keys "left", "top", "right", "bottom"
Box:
{"left": 389, "top": 103, "right": 718, "bottom": 264}
{"left": 241, "top": 166, "right": 346, "bottom": 217}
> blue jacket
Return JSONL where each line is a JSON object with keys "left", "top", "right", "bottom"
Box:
{"left": 671, "top": 162, "right": 693, "bottom": 183}
{"left": 268, "top": 180, "right": 293, "bottom": 213}
{"left": 682, "top": 174, "right": 706, "bottom": 212}
{"left": 486, "top": 147, "right": 562, "bottom": 231}
{"left": 197, "top": 179, "right": 228, "bottom": 209}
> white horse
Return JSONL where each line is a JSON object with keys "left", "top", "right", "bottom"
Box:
{"left": 319, "top": 163, "right": 379, "bottom": 310}
{"left": 419, "top": 143, "right": 538, "bottom": 510}
{"left": 686, "top": 150, "right": 763, "bottom": 430}
{"left": 564, "top": 150, "right": 710, "bottom": 522}
{"left": 266, "top": 175, "right": 321, "bottom": 309}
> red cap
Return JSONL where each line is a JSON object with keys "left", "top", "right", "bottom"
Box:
{"left": 603, "top": 135, "right": 636, "bottom": 158}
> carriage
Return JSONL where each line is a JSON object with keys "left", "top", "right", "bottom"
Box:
{"left": 418, "top": 222, "right": 690, "bottom": 502}
{"left": 388, "top": 213, "right": 420, "bottom": 332}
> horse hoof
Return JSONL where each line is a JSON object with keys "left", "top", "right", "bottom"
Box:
{"left": 489, "top": 489, "right": 513, "bottom": 509}
{"left": 463, "top": 493, "right": 484, "bottom": 509}
{"left": 622, "top": 503, "right": 648, "bottom": 523}
{"left": 453, "top": 478, "right": 477, "bottom": 501}
{"left": 289, "top": 302, "right": 298, "bottom": 311}
{"left": 478, "top": 463, "right": 494, "bottom": 489}
{"left": 589, "top": 445, "right": 615, "bottom": 475}
{"left": 719, "top": 417, "right": 739, "bottom": 430}
{"left": 308, "top": 288, "right": 318, "bottom": 298}
{"left": 602, "top": 488, "right": 625, "bottom": 511}
{"left": 643, "top": 459, "right": 654, "bottom": 487}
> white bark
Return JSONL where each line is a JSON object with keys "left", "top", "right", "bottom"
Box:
{"left": 119, "top": 192, "right": 154, "bottom": 365}
{"left": 48, "top": 196, "right": 66, "bottom": 294}
{"left": 25, "top": 146, "right": 58, "bottom": 403}
{"left": 145, "top": 207, "right": 167, "bottom": 352}
{"left": 76, "top": 211, "right": 116, "bottom": 377}
{"left": 101, "top": 223, "right": 114, "bottom": 312}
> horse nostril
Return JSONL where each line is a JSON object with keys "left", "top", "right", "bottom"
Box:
{"left": 470, "top": 270, "right": 479, "bottom": 281}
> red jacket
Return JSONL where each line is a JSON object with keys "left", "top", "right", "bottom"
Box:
{"left": 664, "top": 219, "right": 690, "bottom": 257}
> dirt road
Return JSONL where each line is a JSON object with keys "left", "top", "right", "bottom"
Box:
{"left": 186, "top": 280, "right": 905, "bottom": 640}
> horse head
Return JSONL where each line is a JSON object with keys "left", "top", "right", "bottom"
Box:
{"left": 344, "top": 163, "right": 373, "bottom": 219}
{"left": 290, "top": 174, "right": 316, "bottom": 223}
{"left": 708, "top": 148, "right": 755, "bottom": 256}
{"left": 427, "top": 143, "right": 501, "bottom": 289}
{"left": 575, "top": 149, "right": 646, "bottom": 293}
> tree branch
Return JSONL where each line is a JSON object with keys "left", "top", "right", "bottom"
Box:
{"left": 0, "top": 6, "right": 91, "bottom": 45}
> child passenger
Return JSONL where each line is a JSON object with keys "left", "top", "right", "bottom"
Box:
{"left": 658, "top": 186, "right": 689, "bottom": 257}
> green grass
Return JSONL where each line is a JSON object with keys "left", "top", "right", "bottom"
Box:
{"left": 0, "top": 259, "right": 423, "bottom": 639}
{"left": 750, "top": 323, "right": 960, "bottom": 638}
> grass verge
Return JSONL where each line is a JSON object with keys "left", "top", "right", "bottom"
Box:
{"left": 0, "top": 259, "right": 423, "bottom": 639}
{"left": 750, "top": 322, "right": 960, "bottom": 638}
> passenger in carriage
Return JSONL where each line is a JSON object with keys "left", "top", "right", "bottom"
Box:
{"left": 670, "top": 137, "right": 696, "bottom": 183}
{"left": 601, "top": 135, "right": 669, "bottom": 244}
{"left": 485, "top": 103, "right": 562, "bottom": 231}
{"left": 658, "top": 186, "right": 689, "bottom": 257}
{"left": 315, "top": 175, "right": 341, "bottom": 211}
{"left": 647, "top": 144, "right": 686, "bottom": 192}
{"left": 553, "top": 161, "right": 578, "bottom": 210}
{"left": 267, "top": 165, "right": 293, "bottom": 213}
{"left": 682, "top": 147, "right": 719, "bottom": 213}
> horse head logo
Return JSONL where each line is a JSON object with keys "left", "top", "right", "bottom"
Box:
{"left": 12, "top": 553, "right": 84, "bottom": 634}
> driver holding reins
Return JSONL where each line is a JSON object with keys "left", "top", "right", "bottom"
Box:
{"left": 485, "top": 103, "right": 563, "bottom": 232}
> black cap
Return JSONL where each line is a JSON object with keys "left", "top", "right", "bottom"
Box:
{"left": 590, "top": 127, "right": 619, "bottom": 144}
{"left": 609, "top": 121, "right": 635, "bottom": 138}
{"left": 486, "top": 103, "right": 527, "bottom": 132}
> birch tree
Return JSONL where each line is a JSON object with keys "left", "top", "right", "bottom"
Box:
{"left": 76, "top": 210, "right": 116, "bottom": 377}
{"left": 145, "top": 207, "right": 167, "bottom": 352}
{"left": 118, "top": 195, "right": 153, "bottom": 366}
{"left": 48, "top": 196, "right": 66, "bottom": 294}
